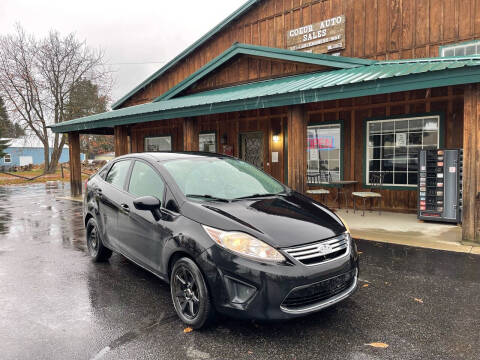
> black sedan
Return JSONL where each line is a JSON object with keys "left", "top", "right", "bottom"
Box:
{"left": 84, "top": 152, "right": 358, "bottom": 328}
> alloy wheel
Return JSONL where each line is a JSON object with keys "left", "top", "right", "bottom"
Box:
{"left": 173, "top": 266, "right": 200, "bottom": 320}
{"left": 88, "top": 226, "right": 99, "bottom": 256}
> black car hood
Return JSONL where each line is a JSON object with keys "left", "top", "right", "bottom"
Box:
{"left": 181, "top": 191, "right": 346, "bottom": 248}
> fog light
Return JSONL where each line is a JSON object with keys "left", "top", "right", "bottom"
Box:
{"left": 224, "top": 276, "right": 256, "bottom": 304}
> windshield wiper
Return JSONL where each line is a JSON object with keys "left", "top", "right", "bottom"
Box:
{"left": 185, "top": 194, "right": 230, "bottom": 203}
{"left": 233, "top": 193, "right": 276, "bottom": 200}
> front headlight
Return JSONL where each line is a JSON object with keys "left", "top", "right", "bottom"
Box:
{"left": 203, "top": 225, "right": 285, "bottom": 263}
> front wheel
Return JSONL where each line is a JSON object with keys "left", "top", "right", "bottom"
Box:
{"left": 170, "top": 257, "right": 215, "bottom": 329}
{"left": 86, "top": 218, "right": 112, "bottom": 262}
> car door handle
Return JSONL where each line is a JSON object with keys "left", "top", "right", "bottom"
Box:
{"left": 120, "top": 203, "right": 130, "bottom": 213}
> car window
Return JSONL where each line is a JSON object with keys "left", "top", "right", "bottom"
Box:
{"left": 128, "top": 161, "right": 165, "bottom": 201}
{"left": 105, "top": 160, "right": 131, "bottom": 189}
{"left": 162, "top": 158, "right": 285, "bottom": 200}
{"left": 98, "top": 164, "right": 111, "bottom": 180}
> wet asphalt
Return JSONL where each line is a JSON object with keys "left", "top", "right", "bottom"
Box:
{"left": 0, "top": 184, "right": 479, "bottom": 360}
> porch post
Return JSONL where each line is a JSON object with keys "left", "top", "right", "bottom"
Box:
{"left": 287, "top": 105, "right": 307, "bottom": 193}
{"left": 68, "top": 132, "right": 82, "bottom": 197}
{"left": 183, "top": 118, "right": 198, "bottom": 151}
{"left": 114, "top": 126, "right": 129, "bottom": 156}
{"left": 463, "top": 84, "right": 480, "bottom": 243}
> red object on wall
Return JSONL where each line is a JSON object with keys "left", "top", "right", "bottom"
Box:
{"left": 222, "top": 145, "right": 233, "bottom": 156}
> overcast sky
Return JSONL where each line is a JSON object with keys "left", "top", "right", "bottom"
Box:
{"left": 0, "top": 0, "right": 246, "bottom": 105}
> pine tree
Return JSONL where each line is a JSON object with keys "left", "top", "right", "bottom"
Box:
{"left": 0, "top": 96, "right": 24, "bottom": 138}
{"left": 0, "top": 128, "right": 9, "bottom": 158}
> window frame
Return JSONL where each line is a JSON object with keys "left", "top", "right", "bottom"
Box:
{"left": 363, "top": 113, "right": 445, "bottom": 190}
{"left": 3, "top": 153, "right": 12, "bottom": 164}
{"left": 439, "top": 40, "right": 480, "bottom": 57}
{"left": 198, "top": 131, "right": 217, "bottom": 153}
{"left": 104, "top": 159, "right": 133, "bottom": 191}
{"left": 306, "top": 120, "right": 344, "bottom": 185}
{"left": 126, "top": 159, "right": 167, "bottom": 204}
{"left": 144, "top": 135, "right": 172, "bottom": 152}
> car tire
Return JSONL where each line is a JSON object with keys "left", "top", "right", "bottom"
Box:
{"left": 86, "top": 218, "right": 112, "bottom": 262}
{"left": 170, "top": 257, "right": 215, "bottom": 329}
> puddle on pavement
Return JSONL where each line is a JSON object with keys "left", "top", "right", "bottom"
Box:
{"left": 0, "top": 183, "right": 87, "bottom": 253}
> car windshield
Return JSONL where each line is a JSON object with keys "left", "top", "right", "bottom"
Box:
{"left": 162, "top": 157, "right": 286, "bottom": 201}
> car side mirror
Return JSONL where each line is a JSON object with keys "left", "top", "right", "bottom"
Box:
{"left": 133, "top": 196, "right": 162, "bottom": 221}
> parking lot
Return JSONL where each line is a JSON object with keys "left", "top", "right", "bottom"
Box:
{"left": 1, "top": 184, "right": 479, "bottom": 360}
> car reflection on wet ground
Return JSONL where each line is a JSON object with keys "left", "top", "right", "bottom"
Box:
{"left": 0, "top": 184, "right": 479, "bottom": 360}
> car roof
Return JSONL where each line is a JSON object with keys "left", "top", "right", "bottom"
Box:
{"left": 115, "top": 152, "right": 234, "bottom": 162}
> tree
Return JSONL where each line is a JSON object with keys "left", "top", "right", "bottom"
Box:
{"left": 0, "top": 25, "right": 111, "bottom": 173}
{"left": 0, "top": 96, "right": 25, "bottom": 138}
{"left": 0, "top": 128, "right": 9, "bottom": 158}
{"left": 65, "top": 79, "right": 113, "bottom": 160}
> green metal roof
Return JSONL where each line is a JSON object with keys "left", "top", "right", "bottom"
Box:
{"left": 50, "top": 56, "right": 480, "bottom": 133}
{"left": 154, "top": 43, "right": 375, "bottom": 101}
{"left": 111, "top": 0, "right": 261, "bottom": 110}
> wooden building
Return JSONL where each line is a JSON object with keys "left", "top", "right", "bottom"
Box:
{"left": 50, "top": 0, "right": 480, "bottom": 243}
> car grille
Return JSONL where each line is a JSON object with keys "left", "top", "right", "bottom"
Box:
{"left": 282, "top": 234, "right": 349, "bottom": 266}
{"left": 281, "top": 270, "right": 356, "bottom": 310}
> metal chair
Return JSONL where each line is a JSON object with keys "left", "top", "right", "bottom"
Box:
{"left": 352, "top": 173, "right": 384, "bottom": 216}
{"left": 306, "top": 171, "right": 331, "bottom": 204}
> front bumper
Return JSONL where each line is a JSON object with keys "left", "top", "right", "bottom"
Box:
{"left": 196, "top": 238, "right": 359, "bottom": 321}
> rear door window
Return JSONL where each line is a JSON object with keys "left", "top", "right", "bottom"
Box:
{"left": 105, "top": 160, "right": 131, "bottom": 190}
{"left": 128, "top": 161, "right": 165, "bottom": 201}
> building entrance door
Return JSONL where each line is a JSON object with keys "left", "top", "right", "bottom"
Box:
{"left": 240, "top": 132, "right": 264, "bottom": 169}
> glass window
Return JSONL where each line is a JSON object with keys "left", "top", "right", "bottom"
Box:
{"left": 163, "top": 158, "right": 285, "bottom": 201}
{"left": 440, "top": 41, "right": 480, "bottom": 57}
{"left": 105, "top": 160, "right": 131, "bottom": 189}
{"left": 128, "top": 161, "right": 165, "bottom": 201}
{"left": 366, "top": 116, "right": 441, "bottom": 187}
{"left": 307, "top": 123, "right": 342, "bottom": 182}
{"left": 199, "top": 133, "right": 216, "bottom": 153}
{"left": 98, "top": 163, "right": 111, "bottom": 180}
{"left": 145, "top": 136, "right": 172, "bottom": 152}
{"left": 3, "top": 154, "right": 11, "bottom": 163}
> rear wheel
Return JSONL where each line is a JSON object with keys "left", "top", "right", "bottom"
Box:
{"left": 86, "top": 218, "right": 112, "bottom": 262}
{"left": 170, "top": 257, "right": 215, "bottom": 329}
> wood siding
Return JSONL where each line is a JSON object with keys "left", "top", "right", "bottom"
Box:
{"left": 120, "top": 0, "right": 480, "bottom": 108}
{"left": 184, "top": 55, "right": 327, "bottom": 95}
{"left": 306, "top": 85, "right": 464, "bottom": 211}
{"left": 130, "top": 119, "right": 184, "bottom": 153}
{"left": 127, "top": 85, "right": 464, "bottom": 211}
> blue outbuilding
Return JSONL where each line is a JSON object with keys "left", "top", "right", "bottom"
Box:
{"left": 0, "top": 138, "right": 85, "bottom": 168}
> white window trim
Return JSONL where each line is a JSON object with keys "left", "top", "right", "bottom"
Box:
{"left": 440, "top": 41, "right": 480, "bottom": 57}
{"left": 365, "top": 115, "right": 441, "bottom": 188}
{"left": 3, "top": 154, "right": 11, "bottom": 164}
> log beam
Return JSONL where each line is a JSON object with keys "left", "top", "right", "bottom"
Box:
{"left": 114, "top": 126, "right": 129, "bottom": 156}
{"left": 183, "top": 118, "right": 198, "bottom": 151}
{"left": 68, "top": 132, "right": 82, "bottom": 197}
{"left": 287, "top": 105, "right": 307, "bottom": 193}
{"left": 463, "top": 84, "right": 480, "bottom": 243}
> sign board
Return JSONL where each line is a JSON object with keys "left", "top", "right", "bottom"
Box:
{"left": 308, "top": 136, "right": 335, "bottom": 149}
{"left": 396, "top": 133, "right": 407, "bottom": 147}
{"left": 286, "top": 15, "right": 346, "bottom": 53}
{"left": 272, "top": 152, "right": 279, "bottom": 163}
